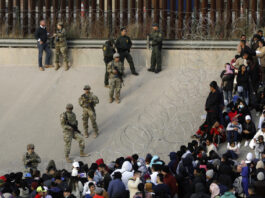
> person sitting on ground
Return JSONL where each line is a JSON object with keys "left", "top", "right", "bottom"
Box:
{"left": 206, "top": 138, "right": 218, "bottom": 157}
{"left": 82, "top": 170, "right": 96, "bottom": 196}
{"left": 249, "top": 122, "right": 265, "bottom": 149}
{"left": 93, "top": 188, "right": 105, "bottom": 198}
{"left": 63, "top": 187, "right": 76, "bottom": 198}
{"left": 256, "top": 91, "right": 265, "bottom": 114}
{"left": 98, "top": 164, "right": 112, "bottom": 191}
{"left": 254, "top": 135, "right": 264, "bottom": 160}
{"left": 236, "top": 100, "right": 250, "bottom": 124}
{"left": 225, "top": 141, "right": 240, "bottom": 159}
{"left": 242, "top": 115, "right": 256, "bottom": 147}
{"left": 210, "top": 121, "right": 225, "bottom": 147}
{"left": 226, "top": 118, "right": 242, "bottom": 147}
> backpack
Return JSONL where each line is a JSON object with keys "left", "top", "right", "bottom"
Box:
{"left": 233, "top": 176, "right": 243, "bottom": 195}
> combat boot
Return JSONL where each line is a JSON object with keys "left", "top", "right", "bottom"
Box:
{"left": 64, "top": 62, "right": 70, "bottom": 71}
{"left": 115, "top": 97, "right": 120, "bottom": 104}
{"left": 65, "top": 156, "right": 72, "bottom": 163}
{"left": 93, "top": 131, "right": 98, "bottom": 138}
{"left": 84, "top": 131, "right": 89, "bottom": 138}
{"left": 80, "top": 152, "right": 89, "bottom": 157}
{"left": 55, "top": 63, "right": 60, "bottom": 71}
{"left": 109, "top": 98, "right": 114, "bottom": 103}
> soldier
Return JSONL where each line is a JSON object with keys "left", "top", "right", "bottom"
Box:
{"left": 148, "top": 24, "right": 163, "bottom": 73}
{"left": 107, "top": 53, "right": 123, "bottom": 104}
{"left": 79, "top": 85, "right": 99, "bottom": 138}
{"left": 54, "top": 22, "right": 70, "bottom": 71}
{"left": 103, "top": 39, "right": 116, "bottom": 87}
{"left": 22, "top": 144, "right": 41, "bottom": 171}
{"left": 115, "top": 27, "right": 139, "bottom": 76}
{"left": 60, "top": 104, "right": 88, "bottom": 163}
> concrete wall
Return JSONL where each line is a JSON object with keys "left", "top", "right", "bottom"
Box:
{"left": 0, "top": 48, "right": 235, "bottom": 68}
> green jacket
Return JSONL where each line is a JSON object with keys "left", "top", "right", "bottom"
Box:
{"left": 107, "top": 61, "right": 123, "bottom": 79}
{"left": 221, "top": 192, "right": 236, "bottom": 198}
{"left": 60, "top": 111, "right": 78, "bottom": 131}
{"left": 55, "top": 28, "right": 67, "bottom": 47}
{"left": 78, "top": 93, "right": 99, "bottom": 112}
{"left": 150, "top": 30, "right": 163, "bottom": 47}
{"left": 22, "top": 152, "right": 41, "bottom": 170}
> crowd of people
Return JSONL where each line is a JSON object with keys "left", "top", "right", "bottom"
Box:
{"left": 2, "top": 30, "right": 265, "bottom": 198}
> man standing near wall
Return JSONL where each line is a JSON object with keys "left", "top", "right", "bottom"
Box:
{"left": 115, "top": 27, "right": 139, "bottom": 76}
{"left": 148, "top": 23, "right": 163, "bottom": 73}
{"left": 35, "top": 20, "right": 52, "bottom": 71}
{"left": 103, "top": 39, "right": 116, "bottom": 87}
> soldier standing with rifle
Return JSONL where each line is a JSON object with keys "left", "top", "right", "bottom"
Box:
{"left": 107, "top": 53, "right": 123, "bottom": 104}
{"left": 54, "top": 22, "right": 70, "bottom": 71}
{"left": 102, "top": 39, "right": 116, "bottom": 87}
{"left": 148, "top": 24, "right": 163, "bottom": 73}
{"left": 79, "top": 85, "right": 99, "bottom": 138}
{"left": 60, "top": 104, "right": 88, "bottom": 163}
{"left": 22, "top": 144, "right": 41, "bottom": 171}
{"left": 115, "top": 27, "right": 139, "bottom": 76}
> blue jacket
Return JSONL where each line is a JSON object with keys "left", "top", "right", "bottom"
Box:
{"left": 108, "top": 179, "right": 126, "bottom": 198}
{"left": 241, "top": 167, "right": 249, "bottom": 196}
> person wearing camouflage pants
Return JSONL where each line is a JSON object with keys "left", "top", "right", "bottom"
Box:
{"left": 60, "top": 104, "right": 88, "bottom": 163}
{"left": 79, "top": 85, "right": 99, "bottom": 138}
{"left": 54, "top": 22, "right": 70, "bottom": 71}
{"left": 22, "top": 144, "right": 41, "bottom": 171}
{"left": 107, "top": 53, "right": 123, "bottom": 104}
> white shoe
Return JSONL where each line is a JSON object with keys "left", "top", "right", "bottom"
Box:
{"left": 238, "top": 142, "right": 241, "bottom": 148}
{"left": 244, "top": 141, "right": 249, "bottom": 147}
{"left": 227, "top": 142, "right": 229, "bottom": 147}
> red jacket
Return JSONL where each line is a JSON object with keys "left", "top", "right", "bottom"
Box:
{"left": 164, "top": 173, "right": 178, "bottom": 197}
{"left": 34, "top": 194, "right": 42, "bottom": 198}
{"left": 93, "top": 195, "right": 104, "bottom": 198}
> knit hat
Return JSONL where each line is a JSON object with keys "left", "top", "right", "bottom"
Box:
{"left": 206, "top": 169, "right": 214, "bottom": 179}
{"left": 246, "top": 152, "right": 253, "bottom": 163}
{"left": 257, "top": 172, "right": 264, "bottom": 181}
{"left": 256, "top": 161, "right": 264, "bottom": 169}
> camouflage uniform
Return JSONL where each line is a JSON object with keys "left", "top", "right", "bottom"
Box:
{"left": 107, "top": 60, "right": 123, "bottom": 103}
{"left": 54, "top": 23, "right": 69, "bottom": 71}
{"left": 103, "top": 39, "right": 116, "bottom": 86}
{"left": 22, "top": 145, "right": 41, "bottom": 171}
{"left": 79, "top": 89, "right": 99, "bottom": 137}
{"left": 60, "top": 110, "right": 85, "bottom": 158}
{"left": 149, "top": 29, "right": 163, "bottom": 72}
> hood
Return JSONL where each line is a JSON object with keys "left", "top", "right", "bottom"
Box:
{"left": 169, "top": 152, "right": 177, "bottom": 161}
{"left": 195, "top": 183, "right": 206, "bottom": 193}
{"left": 96, "top": 159, "right": 104, "bottom": 166}
{"left": 137, "top": 158, "right": 145, "bottom": 167}
{"left": 210, "top": 183, "right": 220, "bottom": 198}
{"left": 121, "top": 161, "right": 132, "bottom": 172}
{"left": 241, "top": 166, "right": 249, "bottom": 177}
{"left": 256, "top": 160, "right": 264, "bottom": 169}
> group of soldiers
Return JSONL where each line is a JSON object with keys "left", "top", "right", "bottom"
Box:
{"left": 34, "top": 20, "right": 163, "bottom": 163}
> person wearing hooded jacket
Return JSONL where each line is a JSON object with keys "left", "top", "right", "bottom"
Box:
{"left": 136, "top": 158, "right": 148, "bottom": 179}
{"left": 111, "top": 161, "right": 134, "bottom": 190}
{"left": 190, "top": 183, "right": 210, "bottom": 198}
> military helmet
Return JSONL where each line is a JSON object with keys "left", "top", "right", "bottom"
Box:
{"left": 66, "top": 103, "right": 73, "bottom": 109}
{"left": 57, "top": 22, "right": 63, "bottom": 27}
{"left": 83, "top": 85, "right": 91, "bottom": 90}
{"left": 27, "top": 144, "right": 35, "bottom": 150}
{"left": 113, "top": 53, "right": 120, "bottom": 59}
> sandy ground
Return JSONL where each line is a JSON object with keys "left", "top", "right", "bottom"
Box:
{"left": 0, "top": 62, "right": 256, "bottom": 174}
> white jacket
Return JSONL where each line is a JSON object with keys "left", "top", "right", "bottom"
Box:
{"left": 111, "top": 161, "right": 134, "bottom": 190}
{"left": 249, "top": 129, "right": 265, "bottom": 149}
{"left": 82, "top": 181, "right": 96, "bottom": 196}
{"left": 128, "top": 177, "right": 141, "bottom": 198}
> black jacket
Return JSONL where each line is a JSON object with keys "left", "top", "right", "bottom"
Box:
{"left": 35, "top": 26, "right": 48, "bottom": 43}
{"left": 240, "top": 45, "right": 256, "bottom": 58}
{"left": 237, "top": 71, "right": 250, "bottom": 91}
{"left": 205, "top": 91, "right": 219, "bottom": 112}
{"left": 115, "top": 35, "right": 132, "bottom": 53}
{"left": 221, "top": 71, "right": 234, "bottom": 91}
{"left": 242, "top": 121, "right": 256, "bottom": 135}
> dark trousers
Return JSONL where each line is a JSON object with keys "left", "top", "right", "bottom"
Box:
{"left": 227, "top": 130, "right": 238, "bottom": 142}
{"left": 37, "top": 42, "right": 52, "bottom": 67}
{"left": 104, "top": 57, "right": 113, "bottom": 86}
{"left": 151, "top": 46, "right": 162, "bottom": 71}
{"left": 119, "top": 51, "right": 136, "bottom": 73}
